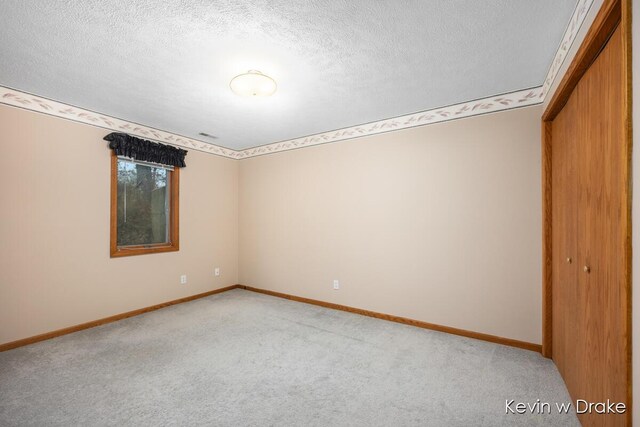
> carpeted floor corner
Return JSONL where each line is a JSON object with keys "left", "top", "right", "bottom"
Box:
{"left": 0, "top": 289, "right": 579, "bottom": 426}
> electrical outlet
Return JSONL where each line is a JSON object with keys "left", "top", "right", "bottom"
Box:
{"left": 214, "top": 268, "right": 220, "bottom": 277}
{"left": 333, "top": 279, "right": 340, "bottom": 290}
{"left": 180, "top": 275, "right": 187, "bottom": 285}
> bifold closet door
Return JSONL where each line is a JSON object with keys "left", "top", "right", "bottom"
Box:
{"left": 575, "top": 25, "right": 627, "bottom": 423}
{"left": 550, "top": 25, "right": 627, "bottom": 427}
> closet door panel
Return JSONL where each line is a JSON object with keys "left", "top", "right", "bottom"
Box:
{"left": 550, "top": 88, "right": 579, "bottom": 396}
{"left": 575, "top": 26, "right": 627, "bottom": 426}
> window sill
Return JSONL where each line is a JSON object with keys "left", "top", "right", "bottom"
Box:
{"left": 110, "top": 244, "right": 179, "bottom": 258}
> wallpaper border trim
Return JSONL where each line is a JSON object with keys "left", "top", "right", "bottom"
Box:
{"left": 541, "top": 0, "right": 595, "bottom": 100}
{"left": 0, "top": 86, "right": 241, "bottom": 159}
{"left": 236, "top": 87, "right": 543, "bottom": 158}
{"left": 0, "top": 85, "right": 542, "bottom": 159}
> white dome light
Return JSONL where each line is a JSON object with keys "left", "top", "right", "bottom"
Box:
{"left": 229, "top": 70, "right": 277, "bottom": 97}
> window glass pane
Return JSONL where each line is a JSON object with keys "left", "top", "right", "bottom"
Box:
{"left": 117, "top": 159, "right": 170, "bottom": 247}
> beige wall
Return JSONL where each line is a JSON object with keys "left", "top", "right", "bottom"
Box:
{"left": 0, "top": 102, "right": 543, "bottom": 346}
{"left": 0, "top": 104, "right": 239, "bottom": 345}
{"left": 239, "top": 105, "right": 543, "bottom": 344}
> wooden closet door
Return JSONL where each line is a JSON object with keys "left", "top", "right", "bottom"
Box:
{"left": 549, "top": 24, "right": 627, "bottom": 427}
{"left": 544, "top": 2, "right": 630, "bottom": 425}
{"left": 574, "top": 25, "right": 627, "bottom": 426}
{"left": 550, "top": 81, "right": 580, "bottom": 398}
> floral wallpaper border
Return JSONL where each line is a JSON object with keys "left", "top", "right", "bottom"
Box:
{"left": 541, "top": 0, "right": 594, "bottom": 100}
{"left": 237, "top": 87, "right": 543, "bottom": 158}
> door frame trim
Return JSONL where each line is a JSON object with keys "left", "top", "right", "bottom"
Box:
{"left": 541, "top": 0, "right": 632, "bottom": 418}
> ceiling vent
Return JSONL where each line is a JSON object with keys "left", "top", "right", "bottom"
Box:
{"left": 198, "top": 132, "right": 218, "bottom": 139}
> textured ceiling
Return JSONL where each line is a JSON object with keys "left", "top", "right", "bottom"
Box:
{"left": 0, "top": 0, "right": 576, "bottom": 150}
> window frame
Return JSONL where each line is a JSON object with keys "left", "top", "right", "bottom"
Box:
{"left": 110, "top": 152, "right": 180, "bottom": 258}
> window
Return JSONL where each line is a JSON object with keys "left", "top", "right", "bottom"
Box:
{"left": 110, "top": 154, "right": 179, "bottom": 257}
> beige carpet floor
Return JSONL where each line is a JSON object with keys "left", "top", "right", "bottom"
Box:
{"left": 0, "top": 289, "right": 578, "bottom": 426}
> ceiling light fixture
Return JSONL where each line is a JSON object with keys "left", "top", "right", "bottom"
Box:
{"left": 229, "top": 70, "right": 277, "bottom": 97}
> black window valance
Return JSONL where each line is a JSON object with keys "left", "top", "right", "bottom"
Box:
{"left": 104, "top": 132, "right": 187, "bottom": 168}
